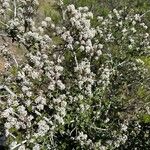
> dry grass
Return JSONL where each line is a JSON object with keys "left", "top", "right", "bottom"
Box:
{"left": 0, "top": 37, "right": 25, "bottom": 74}
{"left": 0, "top": 57, "right": 5, "bottom": 73}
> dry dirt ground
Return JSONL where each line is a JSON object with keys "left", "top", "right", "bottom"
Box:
{"left": 0, "top": 36, "right": 25, "bottom": 74}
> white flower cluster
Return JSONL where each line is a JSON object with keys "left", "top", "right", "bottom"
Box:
{"left": 35, "top": 120, "right": 49, "bottom": 137}
{"left": 22, "top": 31, "right": 52, "bottom": 49}
{"left": 58, "top": 4, "right": 97, "bottom": 57}
{"left": 53, "top": 94, "right": 67, "bottom": 125}
{"left": 98, "top": 65, "right": 112, "bottom": 90}
{"left": 71, "top": 131, "right": 93, "bottom": 148}
{"left": 74, "top": 58, "right": 95, "bottom": 96}
{"left": 0, "top": 1, "right": 149, "bottom": 149}
{"left": 96, "top": 8, "right": 150, "bottom": 55}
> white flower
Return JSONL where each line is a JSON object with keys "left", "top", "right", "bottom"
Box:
{"left": 18, "top": 26, "right": 25, "bottom": 32}
{"left": 85, "top": 67, "right": 91, "bottom": 74}
{"left": 57, "top": 80, "right": 65, "bottom": 90}
{"left": 79, "top": 45, "right": 84, "bottom": 51}
{"left": 77, "top": 132, "right": 87, "bottom": 141}
{"left": 2, "top": 2, "right": 10, "bottom": 8}
{"left": 1, "top": 109, "right": 10, "bottom": 118}
{"left": 48, "top": 84, "right": 55, "bottom": 91}
{"left": 54, "top": 114, "right": 64, "bottom": 124}
{"left": 45, "top": 17, "right": 51, "bottom": 22}
{"left": 33, "top": 144, "right": 40, "bottom": 150}
{"left": 53, "top": 97, "right": 61, "bottom": 104}
{"left": 37, "top": 104, "right": 44, "bottom": 110}
{"left": 108, "top": 14, "right": 112, "bottom": 19}
{"left": 128, "top": 45, "right": 132, "bottom": 49}
{"left": 67, "top": 4, "right": 75, "bottom": 12}
{"left": 97, "top": 50, "right": 102, "bottom": 56}
{"left": 0, "top": 9, "right": 4, "bottom": 14}
{"left": 87, "top": 12, "right": 93, "bottom": 18}
{"left": 51, "top": 23, "right": 55, "bottom": 29}
{"left": 10, "top": 141, "right": 18, "bottom": 148}
{"left": 18, "top": 145, "right": 26, "bottom": 150}
{"left": 17, "top": 105, "right": 27, "bottom": 116}
{"left": 143, "top": 25, "right": 148, "bottom": 29}
{"left": 134, "top": 14, "right": 141, "bottom": 21}
{"left": 132, "top": 20, "right": 136, "bottom": 25}
{"left": 97, "top": 16, "right": 103, "bottom": 21}
{"left": 31, "top": 71, "right": 39, "bottom": 79}
{"left": 101, "top": 146, "right": 107, "bottom": 150}
{"left": 61, "top": 101, "right": 67, "bottom": 107}
{"left": 55, "top": 65, "right": 63, "bottom": 72}
{"left": 38, "top": 27, "right": 44, "bottom": 33}
{"left": 98, "top": 44, "right": 103, "bottom": 49}
{"left": 5, "top": 122, "right": 12, "bottom": 129}
{"left": 122, "top": 28, "right": 127, "bottom": 33}
{"left": 35, "top": 95, "right": 46, "bottom": 105}
{"left": 37, "top": 120, "right": 49, "bottom": 136}
{"left": 41, "top": 21, "right": 47, "bottom": 27}
{"left": 59, "top": 108, "right": 66, "bottom": 117}
{"left": 85, "top": 46, "right": 91, "bottom": 52}
{"left": 113, "top": 9, "right": 118, "bottom": 14}
{"left": 86, "top": 39, "right": 92, "bottom": 47}
{"left": 121, "top": 124, "right": 128, "bottom": 131}
{"left": 131, "top": 27, "right": 136, "bottom": 33}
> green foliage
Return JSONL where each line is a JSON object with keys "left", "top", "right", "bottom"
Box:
{"left": 39, "top": 1, "right": 61, "bottom": 23}
{"left": 142, "top": 114, "right": 150, "bottom": 123}
{"left": 0, "top": 0, "right": 150, "bottom": 149}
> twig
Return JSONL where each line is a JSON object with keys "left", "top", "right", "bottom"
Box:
{"left": 9, "top": 133, "right": 16, "bottom": 139}
{"left": 0, "top": 85, "right": 4, "bottom": 89}
{"left": 89, "top": 125, "right": 107, "bottom": 131}
{"left": 70, "top": 127, "right": 76, "bottom": 136}
{"left": 59, "top": 0, "right": 66, "bottom": 20}
{"left": 62, "top": 10, "right": 66, "bottom": 20}
{"left": 11, "top": 140, "right": 27, "bottom": 150}
{"left": 73, "top": 51, "right": 79, "bottom": 69}
{"left": 3, "top": 85, "right": 17, "bottom": 97}
{"left": 0, "top": 21, "right": 8, "bottom": 27}
{"left": 140, "top": 10, "right": 150, "bottom": 18}
{"left": 35, "top": 110, "right": 50, "bottom": 122}
{"left": 13, "top": 0, "right": 17, "bottom": 18}
{"left": 12, "top": 55, "right": 18, "bottom": 67}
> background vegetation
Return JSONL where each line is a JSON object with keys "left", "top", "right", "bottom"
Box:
{"left": 0, "top": 0, "right": 150, "bottom": 149}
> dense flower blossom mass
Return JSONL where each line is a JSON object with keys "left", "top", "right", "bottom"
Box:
{"left": 0, "top": 0, "right": 150, "bottom": 149}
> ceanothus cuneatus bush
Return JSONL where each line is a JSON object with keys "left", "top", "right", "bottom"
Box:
{"left": 0, "top": 0, "right": 150, "bottom": 149}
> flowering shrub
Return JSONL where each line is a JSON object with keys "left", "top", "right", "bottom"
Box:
{"left": 0, "top": 0, "right": 150, "bottom": 149}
